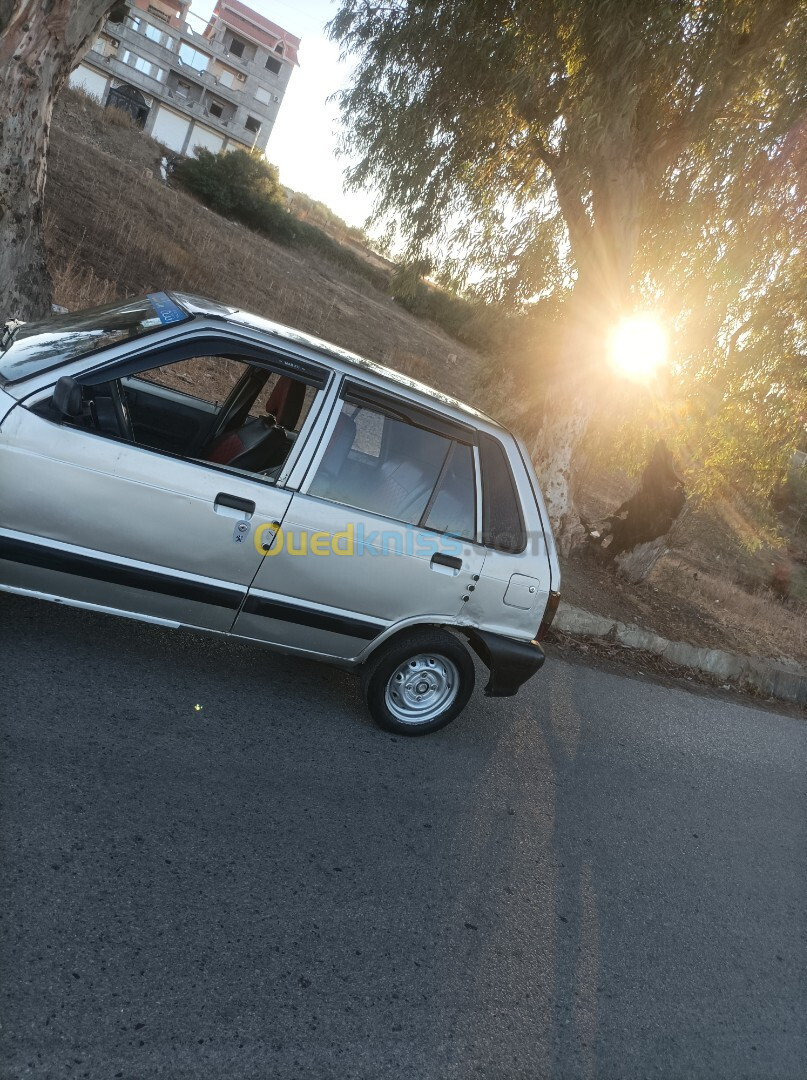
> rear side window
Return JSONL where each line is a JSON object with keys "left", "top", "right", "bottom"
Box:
{"left": 308, "top": 400, "right": 476, "bottom": 538}
{"left": 479, "top": 433, "right": 526, "bottom": 552}
{"left": 422, "top": 442, "right": 475, "bottom": 539}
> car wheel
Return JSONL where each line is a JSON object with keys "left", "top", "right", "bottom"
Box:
{"left": 361, "top": 628, "right": 475, "bottom": 736}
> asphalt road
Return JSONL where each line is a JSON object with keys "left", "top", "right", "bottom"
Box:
{"left": 1, "top": 592, "right": 805, "bottom": 1080}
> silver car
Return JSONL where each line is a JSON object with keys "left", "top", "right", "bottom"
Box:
{"left": 0, "top": 292, "right": 560, "bottom": 734}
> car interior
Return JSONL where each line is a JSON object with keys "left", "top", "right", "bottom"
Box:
{"left": 309, "top": 402, "right": 475, "bottom": 537}
{"left": 37, "top": 355, "right": 317, "bottom": 481}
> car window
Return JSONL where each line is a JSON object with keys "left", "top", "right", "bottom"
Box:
{"left": 41, "top": 347, "right": 321, "bottom": 482}
{"left": 137, "top": 355, "right": 248, "bottom": 405}
{"left": 308, "top": 400, "right": 475, "bottom": 536}
{"left": 124, "top": 356, "right": 317, "bottom": 474}
{"left": 422, "top": 442, "right": 476, "bottom": 540}
{"left": 478, "top": 433, "right": 526, "bottom": 552}
{"left": 134, "top": 358, "right": 318, "bottom": 434}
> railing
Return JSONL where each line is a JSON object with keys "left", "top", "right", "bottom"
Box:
{"left": 163, "top": 86, "right": 235, "bottom": 127}
{"left": 100, "top": 53, "right": 170, "bottom": 95}
{"left": 113, "top": 6, "right": 278, "bottom": 85}
{"left": 117, "top": 13, "right": 248, "bottom": 98}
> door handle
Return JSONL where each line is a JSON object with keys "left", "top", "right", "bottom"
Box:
{"left": 214, "top": 492, "right": 255, "bottom": 518}
{"left": 430, "top": 552, "right": 463, "bottom": 572}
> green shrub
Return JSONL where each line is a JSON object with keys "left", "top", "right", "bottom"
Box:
{"left": 172, "top": 148, "right": 387, "bottom": 287}
{"left": 172, "top": 148, "right": 298, "bottom": 244}
{"left": 389, "top": 263, "right": 505, "bottom": 353}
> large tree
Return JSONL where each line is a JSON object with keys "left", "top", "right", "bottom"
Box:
{"left": 577, "top": 84, "right": 806, "bottom": 563}
{"left": 330, "top": 0, "right": 806, "bottom": 552}
{"left": 0, "top": 0, "right": 123, "bottom": 320}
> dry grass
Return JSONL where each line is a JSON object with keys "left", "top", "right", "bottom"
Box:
{"left": 651, "top": 558, "right": 807, "bottom": 665}
{"left": 102, "top": 105, "right": 138, "bottom": 130}
{"left": 46, "top": 93, "right": 482, "bottom": 399}
{"left": 50, "top": 251, "right": 118, "bottom": 311}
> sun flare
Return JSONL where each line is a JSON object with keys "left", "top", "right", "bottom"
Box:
{"left": 609, "top": 314, "right": 668, "bottom": 380}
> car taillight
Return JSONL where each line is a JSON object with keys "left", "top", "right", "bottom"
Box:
{"left": 535, "top": 590, "right": 561, "bottom": 642}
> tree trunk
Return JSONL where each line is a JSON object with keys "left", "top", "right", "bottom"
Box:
{"left": 526, "top": 150, "right": 650, "bottom": 554}
{"left": 526, "top": 259, "right": 624, "bottom": 555}
{"left": 530, "top": 390, "right": 593, "bottom": 556}
{"left": 612, "top": 500, "right": 692, "bottom": 583}
{"left": 0, "top": 0, "right": 120, "bottom": 320}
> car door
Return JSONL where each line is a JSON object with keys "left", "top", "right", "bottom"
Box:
{"left": 233, "top": 382, "right": 487, "bottom": 658}
{"left": 0, "top": 402, "right": 294, "bottom": 630}
{"left": 0, "top": 348, "right": 327, "bottom": 631}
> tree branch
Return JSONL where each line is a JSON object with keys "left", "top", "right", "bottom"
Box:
{"left": 649, "top": 0, "right": 801, "bottom": 176}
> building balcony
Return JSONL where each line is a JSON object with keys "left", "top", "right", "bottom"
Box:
{"left": 121, "top": 8, "right": 289, "bottom": 86}
{"left": 108, "top": 15, "right": 271, "bottom": 106}
{"left": 89, "top": 50, "right": 169, "bottom": 98}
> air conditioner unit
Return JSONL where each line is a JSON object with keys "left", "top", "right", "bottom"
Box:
{"left": 235, "top": 72, "right": 246, "bottom": 82}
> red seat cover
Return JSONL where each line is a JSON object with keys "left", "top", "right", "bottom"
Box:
{"left": 206, "top": 431, "right": 244, "bottom": 464}
{"left": 266, "top": 377, "right": 305, "bottom": 430}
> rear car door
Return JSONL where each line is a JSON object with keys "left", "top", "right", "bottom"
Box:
{"left": 233, "top": 382, "right": 487, "bottom": 658}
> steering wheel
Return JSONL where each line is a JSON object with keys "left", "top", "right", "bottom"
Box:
{"left": 109, "top": 379, "right": 135, "bottom": 442}
{"left": 204, "top": 367, "right": 269, "bottom": 448}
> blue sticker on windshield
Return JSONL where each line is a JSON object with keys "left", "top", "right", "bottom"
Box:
{"left": 147, "top": 292, "right": 186, "bottom": 325}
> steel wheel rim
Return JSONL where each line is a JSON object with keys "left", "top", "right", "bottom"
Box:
{"left": 384, "top": 653, "right": 460, "bottom": 725}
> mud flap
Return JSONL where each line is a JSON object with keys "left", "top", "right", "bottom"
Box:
{"left": 465, "top": 629, "right": 546, "bottom": 697}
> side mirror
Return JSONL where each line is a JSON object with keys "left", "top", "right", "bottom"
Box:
{"left": 52, "top": 376, "right": 84, "bottom": 420}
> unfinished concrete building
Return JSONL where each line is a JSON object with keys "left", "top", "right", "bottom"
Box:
{"left": 69, "top": 0, "right": 300, "bottom": 156}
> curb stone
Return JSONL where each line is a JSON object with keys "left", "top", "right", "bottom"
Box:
{"left": 554, "top": 603, "right": 807, "bottom": 707}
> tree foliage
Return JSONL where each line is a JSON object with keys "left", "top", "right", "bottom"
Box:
{"left": 583, "top": 84, "right": 807, "bottom": 522}
{"left": 330, "top": 0, "right": 807, "bottom": 539}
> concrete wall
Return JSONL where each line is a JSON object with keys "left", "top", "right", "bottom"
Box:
{"left": 68, "top": 64, "right": 110, "bottom": 102}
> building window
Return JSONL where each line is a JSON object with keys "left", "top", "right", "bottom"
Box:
{"left": 264, "top": 55, "right": 281, "bottom": 75}
{"left": 176, "top": 80, "right": 192, "bottom": 98}
{"left": 130, "top": 16, "right": 172, "bottom": 48}
{"left": 245, "top": 115, "right": 261, "bottom": 133}
{"left": 178, "top": 42, "right": 211, "bottom": 72}
{"left": 275, "top": 42, "right": 284, "bottom": 54}
{"left": 120, "top": 49, "right": 167, "bottom": 82}
{"left": 209, "top": 101, "right": 224, "bottom": 118}
{"left": 255, "top": 87, "right": 271, "bottom": 106}
{"left": 217, "top": 67, "right": 236, "bottom": 88}
{"left": 228, "top": 37, "right": 245, "bottom": 58}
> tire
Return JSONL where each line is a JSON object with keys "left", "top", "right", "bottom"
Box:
{"left": 361, "top": 628, "right": 475, "bottom": 736}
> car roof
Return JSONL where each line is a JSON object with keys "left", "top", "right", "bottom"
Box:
{"left": 171, "top": 291, "right": 504, "bottom": 431}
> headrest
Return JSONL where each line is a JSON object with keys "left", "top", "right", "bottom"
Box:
{"left": 266, "top": 376, "right": 306, "bottom": 430}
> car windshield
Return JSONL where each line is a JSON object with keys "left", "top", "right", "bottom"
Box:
{"left": 0, "top": 293, "right": 191, "bottom": 384}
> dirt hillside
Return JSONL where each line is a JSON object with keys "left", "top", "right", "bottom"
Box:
{"left": 46, "top": 89, "right": 481, "bottom": 399}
